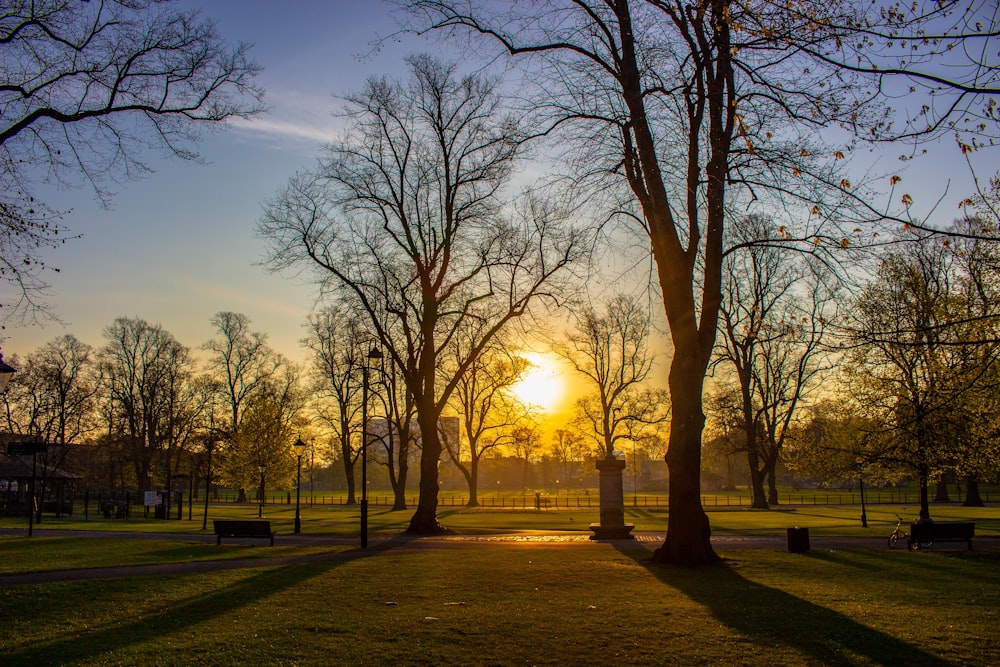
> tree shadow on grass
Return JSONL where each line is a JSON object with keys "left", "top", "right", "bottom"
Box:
{"left": 812, "top": 547, "right": 1000, "bottom": 586}
{"left": 613, "top": 543, "right": 951, "bottom": 666}
{"left": 4, "top": 554, "right": 358, "bottom": 665}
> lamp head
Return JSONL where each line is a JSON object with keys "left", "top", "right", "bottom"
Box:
{"left": 0, "top": 350, "right": 15, "bottom": 393}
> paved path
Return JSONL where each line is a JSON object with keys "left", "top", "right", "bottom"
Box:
{"left": 2, "top": 528, "right": 994, "bottom": 587}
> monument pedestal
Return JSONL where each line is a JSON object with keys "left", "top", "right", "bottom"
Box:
{"left": 589, "top": 457, "right": 634, "bottom": 540}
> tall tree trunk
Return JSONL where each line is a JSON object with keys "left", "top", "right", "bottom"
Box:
{"left": 747, "top": 446, "right": 768, "bottom": 509}
{"left": 407, "top": 395, "right": 449, "bottom": 534}
{"left": 467, "top": 454, "right": 480, "bottom": 508}
{"left": 392, "top": 458, "right": 408, "bottom": 511}
{"left": 918, "top": 462, "right": 931, "bottom": 521}
{"left": 765, "top": 458, "right": 780, "bottom": 506}
{"left": 963, "top": 476, "right": 983, "bottom": 507}
{"left": 933, "top": 479, "right": 950, "bottom": 502}
{"left": 652, "top": 354, "right": 720, "bottom": 565}
{"left": 344, "top": 465, "right": 357, "bottom": 505}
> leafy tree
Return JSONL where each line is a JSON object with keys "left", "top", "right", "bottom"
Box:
{"left": 784, "top": 399, "right": 877, "bottom": 486}
{"left": 0, "top": 0, "right": 263, "bottom": 317}
{"left": 260, "top": 55, "right": 583, "bottom": 533}
{"left": 202, "top": 312, "right": 290, "bottom": 501}
{"left": 222, "top": 392, "right": 301, "bottom": 498}
{"left": 845, "top": 237, "right": 1000, "bottom": 519}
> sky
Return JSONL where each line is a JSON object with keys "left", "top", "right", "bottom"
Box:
{"left": 4, "top": 1, "right": 434, "bottom": 362}
{"left": 3, "top": 0, "right": 993, "bottom": 373}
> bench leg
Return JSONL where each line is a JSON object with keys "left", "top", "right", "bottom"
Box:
{"left": 217, "top": 535, "right": 222, "bottom": 545}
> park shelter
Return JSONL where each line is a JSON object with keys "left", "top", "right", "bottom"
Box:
{"left": 0, "top": 456, "right": 81, "bottom": 517}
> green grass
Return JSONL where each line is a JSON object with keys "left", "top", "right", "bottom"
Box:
{"left": 6, "top": 501, "right": 999, "bottom": 539}
{"left": 0, "top": 536, "right": 340, "bottom": 575}
{"left": 1, "top": 540, "right": 997, "bottom": 665}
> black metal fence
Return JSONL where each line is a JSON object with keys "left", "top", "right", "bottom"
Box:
{"left": 200, "top": 489, "right": 997, "bottom": 509}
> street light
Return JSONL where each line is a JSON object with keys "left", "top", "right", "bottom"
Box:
{"left": 361, "top": 346, "right": 382, "bottom": 548}
{"left": 258, "top": 465, "right": 265, "bottom": 518}
{"left": 857, "top": 457, "right": 868, "bottom": 528}
{"left": 0, "top": 349, "right": 16, "bottom": 392}
{"left": 293, "top": 437, "right": 307, "bottom": 534}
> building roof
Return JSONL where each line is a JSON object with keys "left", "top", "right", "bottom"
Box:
{"left": 0, "top": 456, "right": 82, "bottom": 480}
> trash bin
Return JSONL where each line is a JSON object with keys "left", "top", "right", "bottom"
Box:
{"left": 787, "top": 527, "right": 810, "bottom": 553}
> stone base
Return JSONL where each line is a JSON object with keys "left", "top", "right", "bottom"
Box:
{"left": 589, "top": 522, "right": 635, "bottom": 540}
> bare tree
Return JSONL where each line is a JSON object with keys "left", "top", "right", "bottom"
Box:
{"left": 2, "top": 334, "right": 94, "bottom": 443}
{"left": 559, "top": 295, "right": 668, "bottom": 458}
{"left": 401, "top": 0, "right": 895, "bottom": 563}
{"left": 549, "top": 427, "right": 590, "bottom": 489}
{"left": 558, "top": 294, "right": 668, "bottom": 535}
{"left": 508, "top": 422, "right": 543, "bottom": 490}
{"left": 97, "top": 317, "right": 193, "bottom": 493}
{"left": 371, "top": 339, "right": 419, "bottom": 511}
{"left": 0, "top": 0, "right": 263, "bottom": 317}
{"left": 260, "top": 55, "right": 583, "bottom": 534}
{"left": 444, "top": 337, "right": 528, "bottom": 506}
{"left": 1, "top": 334, "right": 95, "bottom": 520}
{"left": 715, "top": 216, "right": 838, "bottom": 508}
{"left": 303, "top": 305, "right": 366, "bottom": 504}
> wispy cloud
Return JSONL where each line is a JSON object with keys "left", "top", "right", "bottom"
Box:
{"left": 230, "top": 115, "right": 341, "bottom": 146}
{"left": 228, "top": 88, "right": 348, "bottom": 148}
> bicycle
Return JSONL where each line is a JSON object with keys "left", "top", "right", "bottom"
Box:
{"left": 888, "top": 515, "right": 933, "bottom": 550}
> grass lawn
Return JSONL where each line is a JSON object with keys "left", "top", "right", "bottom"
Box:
{"left": 0, "top": 538, "right": 997, "bottom": 665}
{"left": 5, "top": 500, "right": 999, "bottom": 539}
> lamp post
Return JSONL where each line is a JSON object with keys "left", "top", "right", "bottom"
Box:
{"left": 293, "top": 437, "right": 307, "bottom": 534}
{"left": 632, "top": 439, "right": 638, "bottom": 507}
{"left": 361, "top": 346, "right": 382, "bottom": 548}
{"left": 258, "top": 465, "right": 265, "bottom": 518}
{"left": 857, "top": 457, "right": 868, "bottom": 528}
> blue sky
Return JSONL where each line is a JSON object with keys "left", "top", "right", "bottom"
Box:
{"left": 3, "top": 1, "right": 991, "bottom": 365}
{"left": 5, "top": 1, "right": 435, "bottom": 361}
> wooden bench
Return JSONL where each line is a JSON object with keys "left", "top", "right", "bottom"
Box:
{"left": 213, "top": 519, "right": 275, "bottom": 546}
{"left": 908, "top": 520, "right": 974, "bottom": 550}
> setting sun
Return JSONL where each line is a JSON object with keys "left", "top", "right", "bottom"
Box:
{"left": 510, "top": 352, "right": 565, "bottom": 412}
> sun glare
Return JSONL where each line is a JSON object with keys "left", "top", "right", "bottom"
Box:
{"left": 511, "top": 353, "right": 564, "bottom": 412}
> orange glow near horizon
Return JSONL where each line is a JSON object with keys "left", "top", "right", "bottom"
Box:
{"left": 510, "top": 352, "right": 565, "bottom": 413}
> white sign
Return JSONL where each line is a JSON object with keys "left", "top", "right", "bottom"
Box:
{"left": 144, "top": 491, "right": 159, "bottom": 507}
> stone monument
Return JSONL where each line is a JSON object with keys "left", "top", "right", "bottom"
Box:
{"left": 589, "top": 456, "right": 635, "bottom": 540}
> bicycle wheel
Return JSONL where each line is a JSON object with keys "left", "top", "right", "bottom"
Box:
{"left": 888, "top": 533, "right": 899, "bottom": 549}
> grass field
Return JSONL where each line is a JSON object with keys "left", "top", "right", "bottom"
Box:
{"left": 1, "top": 536, "right": 998, "bottom": 665}
{"left": 5, "top": 500, "right": 999, "bottom": 539}
{"left": 2, "top": 504, "right": 999, "bottom": 665}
